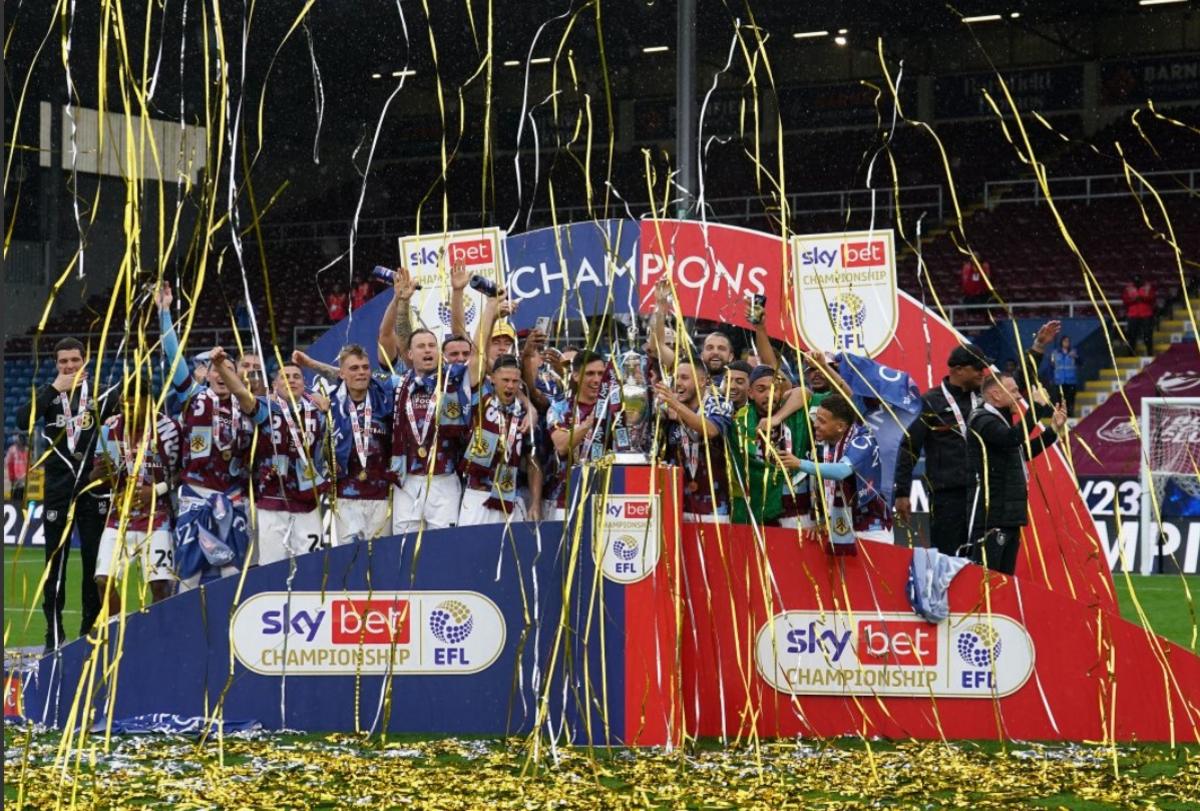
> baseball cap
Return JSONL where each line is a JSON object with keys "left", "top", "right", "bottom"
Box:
{"left": 947, "top": 344, "right": 991, "bottom": 370}
{"left": 749, "top": 364, "right": 777, "bottom": 384}
{"left": 491, "top": 320, "right": 518, "bottom": 343}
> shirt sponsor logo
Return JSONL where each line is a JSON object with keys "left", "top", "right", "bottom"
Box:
{"left": 231, "top": 590, "right": 504, "bottom": 676}
{"left": 757, "top": 610, "right": 1034, "bottom": 697}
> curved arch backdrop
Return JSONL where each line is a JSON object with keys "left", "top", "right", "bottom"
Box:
{"left": 312, "top": 218, "right": 1113, "bottom": 606}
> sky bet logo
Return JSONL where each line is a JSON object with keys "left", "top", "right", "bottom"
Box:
{"left": 409, "top": 239, "right": 494, "bottom": 270}
{"left": 798, "top": 240, "right": 886, "bottom": 269}
{"left": 785, "top": 620, "right": 937, "bottom": 666}
{"left": 841, "top": 240, "right": 885, "bottom": 268}
{"left": 260, "top": 599, "right": 410, "bottom": 645}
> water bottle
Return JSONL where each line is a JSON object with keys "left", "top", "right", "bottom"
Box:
{"left": 469, "top": 274, "right": 501, "bottom": 297}
{"left": 372, "top": 266, "right": 397, "bottom": 283}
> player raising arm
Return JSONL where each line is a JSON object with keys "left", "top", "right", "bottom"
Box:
{"left": 213, "top": 353, "right": 330, "bottom": 565}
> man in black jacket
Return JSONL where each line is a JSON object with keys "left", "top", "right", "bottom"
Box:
{"left": 15, "top": 338, "right": 117, "bottom": 652}
{"left": 966, "top": 374, "right": 1067, "bottom": 575}
{"left": 893, "top": 345, "right": 989, "bottom": 556}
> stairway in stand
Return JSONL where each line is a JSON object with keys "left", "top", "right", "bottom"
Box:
{"left": 1077, "top": 294, "right": 1200, "bottom": 418}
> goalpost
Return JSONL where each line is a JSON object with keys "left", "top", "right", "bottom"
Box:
{"left": 1140, "top": 397, "right": 1200, "bottom": 572}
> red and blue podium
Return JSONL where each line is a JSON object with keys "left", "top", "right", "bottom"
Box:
{"left": 9, "top": 460, "right": 1200, "bottom": 745}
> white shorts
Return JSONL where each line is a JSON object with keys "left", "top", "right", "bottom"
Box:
{"left": 392, "top": 474, "right": 462, "bottom": 534}
{"left": 683, "top": 512, "right": 731, "bottom": 525}
{"left": 96, "top": 526, "right": 177, "bottom": 582}
{"left": 858, "top": 529, "right": 895, "bottom": 544}
{"left": 458, "top": 488, "right": 526, "bottom": 527}
{"left": 255, "top": 508, "right": 326, "bottom": 566}
{"left": 332, "top": 499, "right": 392, "bottom": 545}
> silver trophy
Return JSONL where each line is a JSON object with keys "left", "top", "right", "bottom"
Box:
{"left": 613, "top": 350, "right": 650, "bottom": 462}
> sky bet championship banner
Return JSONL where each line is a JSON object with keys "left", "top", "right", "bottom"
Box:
{"left": 16, "top": 219, "right": 1200, "bottom": 744}
{"left": 309, "top": 218, "right": 1112, "bottom": 601}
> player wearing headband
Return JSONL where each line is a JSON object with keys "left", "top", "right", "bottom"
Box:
{"left": 459, "top": 356, "right": 541, "bottom": 525}
{"left": 91, "top": 386, "right": 182, "bottom": 613}
{"left": 653, "top": 360, "right": 734, "bottom": 522}
{"left": 216, "top": 355, "right": 331, "bottom": 565}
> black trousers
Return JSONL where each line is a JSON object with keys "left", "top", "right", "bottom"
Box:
{"left": 1057, "top": 384, "right": 1077, "bottom": 417}
{"left": 41, "top": 490, "right": 108, "bottom": 648}
{"left": 967, "top": 526, "right": 1021, "bottom": 575}
{"left": 928, "top": 487, "right": 973, "bottom": 558}
{"left": 1127, "top": 317, "right": 1154, "bottom": 355}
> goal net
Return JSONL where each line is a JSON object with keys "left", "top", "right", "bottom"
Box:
{"left": 1140, "top": 397, "right": 1200, "bottom": 558}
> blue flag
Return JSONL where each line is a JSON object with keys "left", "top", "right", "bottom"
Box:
{"left": 836, "top": 353, "right": 923, "bottom": 416}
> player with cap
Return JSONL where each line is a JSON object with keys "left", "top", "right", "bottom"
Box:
{"left": 730, "top": 365, "right": 813, "bottom": 527}
{"left": 215, "top": 353, "right": 331, "bottom": 565}
{"left": 893, "top": 343, "right": 990, "bottom": 557}
{"left": 653, "top": 360, "right": 734, "bottom": 521}
{"left": 91, "top": 382, "right": 182, "bottom": 612}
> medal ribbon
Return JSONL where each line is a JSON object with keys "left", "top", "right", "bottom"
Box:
{"left": 279, "top": 396, "right": 315, "bottom": 475}
{"left": 59, "top": 379, "right": 90, "bottom": 454}
{"left": 405, "top": 374, "right": 435, "bottom": 452}
{"left": 494, "top": 399, "right": 523, "bottom": 468}
{"left": 680, "top": 425, "right": 700, "bottom": 479}
{"left": 822, "top": 426, "right": 853, "bottom": 515}
{"left": 212, "top": 390, "right": 240, "bottom": 452}
{"left": 941, "top": 382, "right": 978, "bottom": 440}
{"left": 348, "top": 396, "right": 373, "bottom": 472}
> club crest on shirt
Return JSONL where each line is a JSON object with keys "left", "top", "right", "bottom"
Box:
{"left": 189, "top": 426, "right": 213, "bottom": 458}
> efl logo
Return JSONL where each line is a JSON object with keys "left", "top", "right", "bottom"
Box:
{"left": 857, "top": 620, "right": 937, "bottom": 666}
{"left": 331, "top": 599, "right": 411, "bottom": 645}
{"left": 841, "top": 241, "right": 885, "bottom": 268}
{"left": 447, "top": 239, "right": 494, "bottom": 266}
{"left": 624, "top": 501, "right": 651, "bottom": 519}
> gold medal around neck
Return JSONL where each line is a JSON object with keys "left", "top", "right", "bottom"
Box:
{"left": 358, "top": 469, "right": 369, "bottom": 481}
{"left": 222, "top": 450, "right": 233, "bottom": 461}
{"left": 417, "top": 446, "right": 428, "bottom": 459}
{"left": 687, "top": 481, "right": 700, "bottom": 493}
